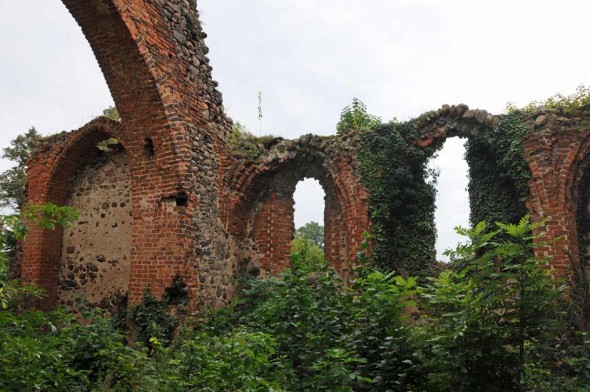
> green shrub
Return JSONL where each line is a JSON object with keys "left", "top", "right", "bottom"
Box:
{"left": 128, "top": 288, "right": 179, "bottom": 347}
{"left": 417, "top": 216, "right": 566, "bottom": 391}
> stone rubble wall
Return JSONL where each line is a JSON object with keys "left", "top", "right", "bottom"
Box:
{"left": 58, "top": 150, "right": 131, "bottom": 313}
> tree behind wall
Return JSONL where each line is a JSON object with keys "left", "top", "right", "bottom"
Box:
{"left": 296, "top": 221, "right": 324, "bottom": 249}
{"left": 0, "top": 128, "right": 41, "bottom": 210}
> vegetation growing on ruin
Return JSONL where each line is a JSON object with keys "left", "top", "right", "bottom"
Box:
{"left": 358, "top": 115, "right": 439, "bottom": 276}
{"left": 228, "top": 122, "right": 280, "bottom": 160}
{"left": 519, "top": 84, "right": 590, "bottom": 114}
{"left": 357, "top": 100, "right": 533, "bottom": 275}
{"left": 336, "top": 98, "right": 382, "bottom": 135}
{"left": 2, "top": 211, "right": 589, "bottom": 391}
{"left": 465, "top": 109, "right": 531, "bottom": 226}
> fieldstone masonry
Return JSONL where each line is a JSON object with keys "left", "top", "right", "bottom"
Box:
{"left": 20, "top": 0, "right": 590, "bottom": 311}
{"left": 57, "top": 148, "right": 131, "bottom": 311}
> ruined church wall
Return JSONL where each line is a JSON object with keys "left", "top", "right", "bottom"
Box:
{"left": 58, "top": 150, "right": 131, "bottom": 312}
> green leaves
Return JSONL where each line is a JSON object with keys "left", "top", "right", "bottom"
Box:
{"left": 295, "top": 221, "right": 324, "bottom": 249}
{"left": 358, "top": 120, "right": 437, "bottom": 275}
{"left": 336, "top": 98, "right": 382, "bottom": 135}
{"left": 0, "top": 204, "right": 78, "bottom": 311}
{"left": 0, "top": 127, "right": 42, "bottom": 209}
{"left": 419, "top": 216, "right": 566, "bottom": 391}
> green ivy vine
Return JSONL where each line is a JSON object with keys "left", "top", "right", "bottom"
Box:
{"left": 466, "top": 109, "right": 531, "bottom": 226}
{"left": 358, "top": 109, "right": 532, "bottom": 277}
{"left": 358, "top": 115, "right": 440, "bottom": 277}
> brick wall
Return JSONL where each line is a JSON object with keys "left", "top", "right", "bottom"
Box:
{"left": 222, "top": 134, "right": 369, "bottom": 278}
{"left": 524, "top": 110, "right": 590, "bottom": 281}
{"left": 21, "top": 1, "right": 590, "bottom": 312}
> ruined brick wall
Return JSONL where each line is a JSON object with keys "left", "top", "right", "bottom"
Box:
{"left": 524, "top": 108, "right": 590, "bottom": 280}
{"left": 23, "top": 0, "right": 235, "bottom": 310}
{"left": 20, "top": 0, "right": 590, "bottom": 312}
{"left": 58, "top": 149, "right": 131, "bottom": 312}
{"left": 222, "top": 134, "right": 369, "bottom": 278}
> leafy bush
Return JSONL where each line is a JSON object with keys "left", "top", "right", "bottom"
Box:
{"left": 337, "top": 98, "right": 381, "bottom": 135}
{"left": 128, "top": 288, "right": 179, "bottom": 347}
{"left": 416, "top": 216, "right": 567, "bottom": 391}
{"left": 1, "top": 205, "right": 589, "bottom": 390}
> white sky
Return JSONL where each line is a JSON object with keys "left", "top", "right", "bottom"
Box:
{"left": 1, "top": 0, "right": 590, "bottom": 259}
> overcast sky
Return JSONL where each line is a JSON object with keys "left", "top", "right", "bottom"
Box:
{"left": 1, "top": 0, "right": 589, "bottom": 259}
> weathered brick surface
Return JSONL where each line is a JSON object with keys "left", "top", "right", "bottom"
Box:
{"left": 523, "top": 110, "right": 590, "bottom": 280}
{"left": 23, "top": 0, "right": 233, "bottom": 310}
{"left": 21, "top": 1, "right": 590, "bottom": 311}
{"left": 222, "top": 134, "right": 369, "bottom": 278}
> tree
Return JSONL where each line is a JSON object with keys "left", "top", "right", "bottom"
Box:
{"left": 0, "top": 203, "right": 78, "bottom": 309}
{"left": 296, "top": 221, "right": 324, "bottom": 249}
{"left": 0, "top": 128, "right": 42, "bottom": 210}
{"left": 336, "top": 98, "right": 381, "bottom": 135}
{"left": 419, "top": 217, "right": 564, "bottom": 391}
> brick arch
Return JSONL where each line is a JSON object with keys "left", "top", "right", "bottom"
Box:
{"left": 22, "top": 117, "right": 127, "bottom": 309}
{"left": 60, "top": 0, "right": 188, "bottom": 182}
{"left": 521, "top": 125, "right": 590, "bottom": 280}
{"left": 545, "top": 127, "right": 590, "bottom": 276}
{"left": 22, "top": 0, "right": 237, "bottom": 310}
{"left": 225, "top": 140, "right": 368, "bottom": 277}
{"left": 563, "top": 129, "right": 590, "bottom": 218}
{"left": 414, "top": 104, "right": 498, "bottom": 149}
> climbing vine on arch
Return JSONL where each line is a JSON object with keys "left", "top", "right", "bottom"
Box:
{"left": 358, "top": 113, "right": 442, "bottom": 277}
{"left": 358, "top": 108, "right": 532, "bottom": 277}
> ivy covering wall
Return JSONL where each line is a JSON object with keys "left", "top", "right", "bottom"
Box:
{"left": 466, "top": 110, "right": 531, "bottom": 226}
{"left": 358, "top": 109, "right": 532, "bottom": 277}
{"left": 358, "top": 115, "right": 440, "bottom": 277}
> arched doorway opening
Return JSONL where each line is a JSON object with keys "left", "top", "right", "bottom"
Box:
{"left": 428, "top": 138, "right": 470, "bottom": 261}
{"left": 292, "top": 178, "right": 326, "bottom": 261}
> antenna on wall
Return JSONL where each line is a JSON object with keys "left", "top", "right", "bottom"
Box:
{"left": 258, "top": 91, "right": 263, "bottom": 136}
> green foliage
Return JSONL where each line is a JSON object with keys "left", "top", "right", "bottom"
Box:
{"left": 337, "top": 98, "right": 382, "bottom": 135}
{"left": 1, "top": 204, "right": 587, "bottom": 390}
{"left": 228, "top": 121, "right": 278, "bottom": 159}
{"left": 101, "top": 106, "right": 120, "bottom": 121}
{"left": 358, "top": 118, "right": 439, "bottom": 276}
{"left": 358, "top": 104, "right": 533, "bottom": 275}
{"left": 521, "top": 84, "right": 590, "bottom": 114}
{"left": 96, "top": 138, "right": 120, "bottom": 152}
{"left": 0, "top": 127, "right": 42, "bottom": 209}
{"left": 417, "top": 216, "right": 567, "bottom": 391}
{"left": 235, "top": 252, "right": 421, "bottom": 391}
{"left": 466, "top": 110, "right": 531, "bottom": 227}
{"left": 291, "top": 233, "right": 324, "bottom": 267}
{"left": 145, "top": 329, "right": 282, "bottom": 391}
{"left": 295, "top": 221, "right": 324, "bottom": 249}
{"left": 0, "top": 204, "right": 78, "bottom": 310}
{"left": 128, "top": 288, "right": 179, "bottom": 347}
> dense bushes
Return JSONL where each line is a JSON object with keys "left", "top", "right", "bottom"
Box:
{"left": 1, "top": 213, "right": 589, "bottom": 390}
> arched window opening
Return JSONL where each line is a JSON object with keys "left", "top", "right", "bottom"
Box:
{"left": 429, "top": 138, "right": 470, "bottom": 261}
{"left": 293, "top": 178, "right": 326, "bottom": 256}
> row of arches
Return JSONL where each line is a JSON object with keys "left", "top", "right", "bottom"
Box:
{"left": 22, "top": 114, "right": 590, "bottom": 315}
{"left": 18, "top": 0, "right": 590, "bottom": 313}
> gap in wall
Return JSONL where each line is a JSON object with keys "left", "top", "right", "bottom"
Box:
{"left": 293, "top": 178, "right": 325, "bottom": 231}
{"left": 429, "top": 138, "right": 470, "bottom": 261}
